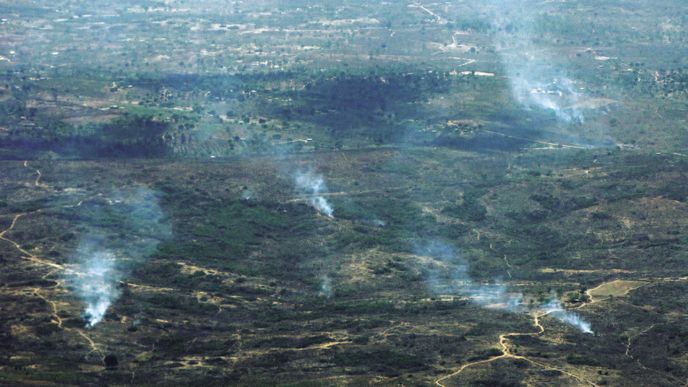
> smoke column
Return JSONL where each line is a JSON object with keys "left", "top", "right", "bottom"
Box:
{"left": 69, "top": 186, "right": 170, "bottom": 328}
{"left": 294, "top": 170, "right": 334, "bottom": 217}
{"left": 420, "top": 240, "right": 592, "bottom": 334}
{"left": 542, "top": 298, "right": 593, "bottom": 334}
{"left": 75, "top": 241, "right": 119, "bottom": 328}
{"left": 491, "top": 1, "right": 585, "bottom": 123}
{"left": 319, "top": 275, "right": 333, "bottom": 298}
{"left": 421, "top": 241, "right": 522, "bottom": 310}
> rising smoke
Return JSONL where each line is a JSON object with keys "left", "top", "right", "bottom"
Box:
{"left": 421, "top": 240, "right": 522, "bottom": 311}
{"left": 542, "top": 297, "right": 593, "bottom": 334}
{"left": 491, "top": 2, "right": 585, "bottom": 123}
{"left": 318, "top": 274, "right": 333, "bottom": 298}
{"left": 74, "top": 240, "right": 119, "bottom": 328}
{"left": 294, "top": 170, "right": 334, "bottom": 217}
{"left": 68, "top": 186, "right": 171, "bottom": 328}
{"left": 419, "top": 240, "right": 593, "bottom": 334}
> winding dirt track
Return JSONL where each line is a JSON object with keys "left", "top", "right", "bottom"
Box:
{"left": 434, "top": 235, "right": 602, "bottom": 387}
{"left": 3, "top": 160, "right": 687, "bottom": 382}
{"left": 1, "top": 161, "right": 102, "bottom": 356}
{"left": 482, "top": 130, "right": 589, "bottom": 149}
{"left": 0, "top": 213, "right": 64, "bottom": 270}
{"left": 625, "top": 324, "right": 655, "bottom": 359}
{"left": 434, "top": 311, "right": 598, "bottom": 387}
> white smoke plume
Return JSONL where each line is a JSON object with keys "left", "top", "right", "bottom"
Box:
{"left": 318, "top": 274, "right": 333, "bottom": 298}
{"left": 294, "top": 170, "right": 334, "bottom": 217}
{"left": 420, "top": 240, "right": 592, "bottom": 334}
{"left": 241, "top": 188, "right": 255, "bottom": 201}
{"left": 75, "top": 241, "right": 119, "bottom": 328}
{"left": 68, "top": 186, "right": 170, "bottom": 328}
{"left": 542, "top": 298, "right": 593, "bottom": 334}
{"left": 421, "top": 241, "right": 522, "bottom": 311}
{"left": 508, "top": 72, "right": 584, "bottom": 123}
{"left": 491, "top": 2, "right": 585, "bottom": 123}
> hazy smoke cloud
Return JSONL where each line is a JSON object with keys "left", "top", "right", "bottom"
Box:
{"left": 75, "top": 241, "right": 119, "bottom": 328}
{"left": 492, "top": 3, "right": 585, "bottom": 122}
{"left": 420, "top": 240, "right": 592, "bottom": 334}
{"left": 68, "top": 186, "right": 170, "bottom": 328}
{"left": 508, "top": 72, "right": 584, "bottom": 123}
{"left": 294, "top": 170, "right": 334, "bottom": 217}
{"left": 318, "top": 274, "right": 333, "bottom": 298}
{"left": 421, "top": 241, "right": 522, "bottom": 310}
{"left": 542, "top": 298, "right": 593, "bottom": 334}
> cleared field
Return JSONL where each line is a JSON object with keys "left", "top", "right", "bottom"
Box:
{"left": 588, "top": 280, "right": 648, "bottom": 299}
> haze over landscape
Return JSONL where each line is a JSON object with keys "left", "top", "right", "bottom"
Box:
{"left": 0, "top": 0, "right": 687, "bottom": 385}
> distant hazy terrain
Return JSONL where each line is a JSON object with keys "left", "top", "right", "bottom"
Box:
{"left": 1, "top": 1, "right": 686, "bottom": 386}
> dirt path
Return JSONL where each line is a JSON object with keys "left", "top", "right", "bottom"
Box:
{"left": 574, "top": 277, "right": 684, "bottom": 312}
{"left": 625, "top": 324, "right": 655, "bottom": 358}
{"left": 0, "top": 213, "right": 64, "bottom": 270}
{"left": 584, "top": 280, "right": 648, "bottom": 305}
{"left": 409, "top": 1, "right": 445, "bottom": 24}
{"left": 0, "top": 161, "right": 102, "bottom": 357}
{"left": 574, "top": 277, "right": 686, "bottom": 384}
{"left": 624, "top": 323, "right": 685, "bottom": 385}
{"left": 32, "top": 287, "right": 64, "bottom": 328}
{"left": 482, "top": 130, "right": 590, "bottom": 150}
{"left": 503, "top": 255, "right": 512, "bottom": 279}
{"left": 434, "top": 311, "right": 597, "bottom": 386}
{"left": 435, "top": 244, "right": 598, "bottom": 386}
{"left": 289, "top": 186, "right": 408, "bottom": 200}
